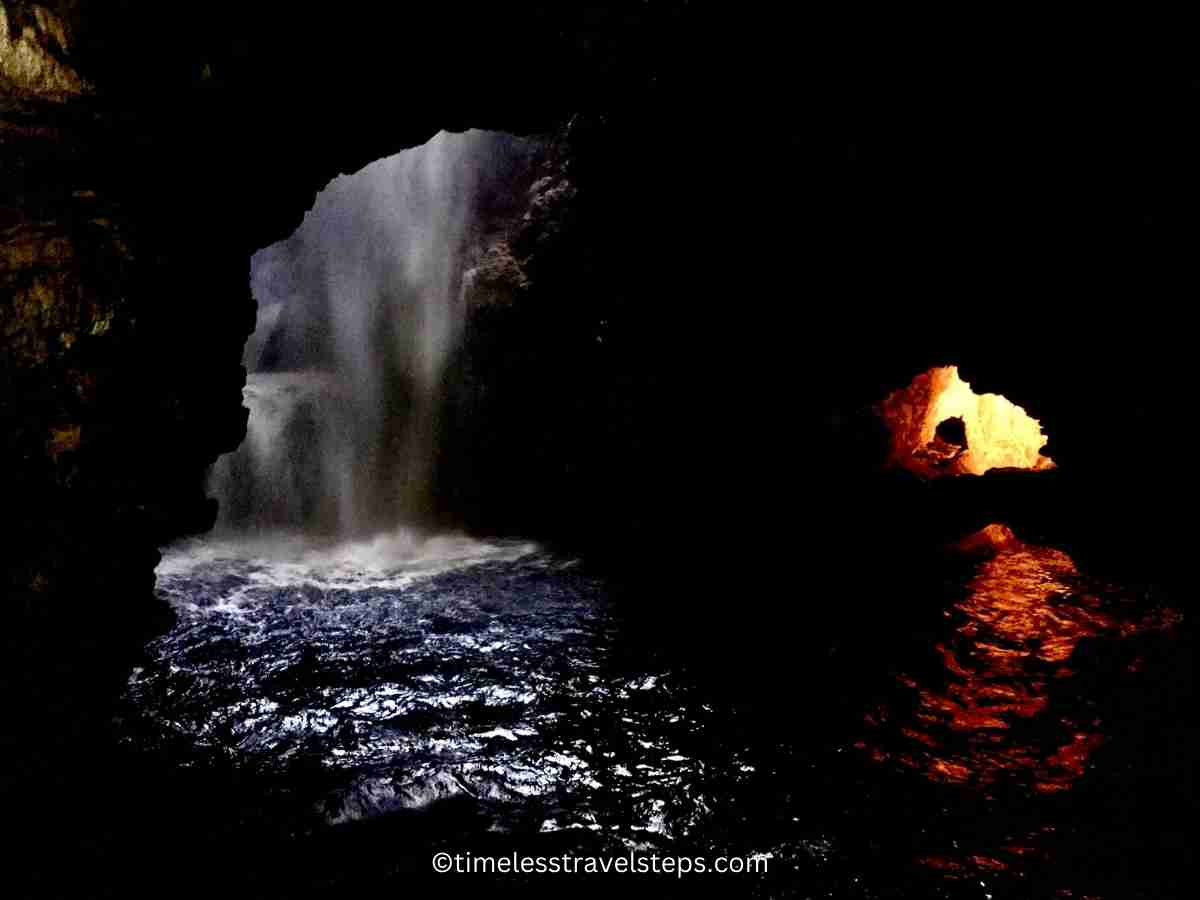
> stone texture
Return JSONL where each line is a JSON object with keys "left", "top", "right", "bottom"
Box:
{"left": 0, "top": 2, "right": 91, "bottom": 99}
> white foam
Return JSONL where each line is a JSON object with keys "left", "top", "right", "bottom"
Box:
{"left": 160, "top": 530, "right": 532, "bottom": 575}
{"left": 156, "top": 529, "right": 538, "bottom": 600}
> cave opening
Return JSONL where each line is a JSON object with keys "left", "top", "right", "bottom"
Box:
{"left": 4, "top": 9, "right": 1187, "bottom": 899}
{"left": 878, "top": 365, "right": 1054, "bottom": 478}
{"left": 209, "top": 128, "right": 561, "bottom": 546}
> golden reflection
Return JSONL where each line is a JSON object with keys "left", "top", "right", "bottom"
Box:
{"left": 857, "top": 527, "right": 1119, "bottom": 794}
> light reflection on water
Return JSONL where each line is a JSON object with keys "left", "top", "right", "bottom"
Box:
{"left": 854, "top": 529, "right": 1181, "bottom": 883}
{"left": 123, "top": 535, "right": 736, "bottom": 842}
{"left": 861, "top": 542, "right": 1109, "bottom": 792}
{"left": 119, "top": 528, "right": 1182, "bottom": 896}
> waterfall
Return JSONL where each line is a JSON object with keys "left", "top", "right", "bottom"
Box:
{"left": 210, "top": 129, "right": 535, "bottom": 539}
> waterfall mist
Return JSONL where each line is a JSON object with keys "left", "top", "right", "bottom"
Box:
{"left": 210, "top": 130, "right": 538, "bottom": 542}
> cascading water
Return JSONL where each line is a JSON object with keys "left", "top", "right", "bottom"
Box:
{"left": 114, "top": 131, "right": 1184, "bottom": 897}
{"left": 211, "top": 129, "right": 531, "bottom": 538}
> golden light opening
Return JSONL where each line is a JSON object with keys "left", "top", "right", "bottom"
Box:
{"left": 879, "top": 366, "right": 1054, "bottom": 477}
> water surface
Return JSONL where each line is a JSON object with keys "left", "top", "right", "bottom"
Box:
{"left": 119, "top": 529, "right": 1184, "bottom": 897}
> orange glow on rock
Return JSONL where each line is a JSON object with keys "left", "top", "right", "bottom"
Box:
{"left": 879, "top": 365, "right": 1054, "bottom": 477}
{"left": 954, "top": 523, "right": 1019, "bottom": 556}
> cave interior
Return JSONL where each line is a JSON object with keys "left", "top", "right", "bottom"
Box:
{"left": 0, "top": 4, "right": 1191, "bottom": 897}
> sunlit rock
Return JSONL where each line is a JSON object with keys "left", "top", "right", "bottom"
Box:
{"left": 0, "top": 3, "right": 90, "bottom": 98}
{"left": 879, "top": 365, "right": 1054, "bottom": 478}
{"left": 954, "top": 522, "right": 1019, "bottom": 556}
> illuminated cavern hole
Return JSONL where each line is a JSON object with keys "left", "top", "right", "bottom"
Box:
{"left": 879, "top": 366, "right": 1054, "bottom": 478}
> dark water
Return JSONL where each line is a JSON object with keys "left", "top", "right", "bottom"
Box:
{"left": 117, "top": 528, "right": 1187, "bottom": 897}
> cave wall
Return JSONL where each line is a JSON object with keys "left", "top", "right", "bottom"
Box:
{"left": 2, "top": 2, "right": 1188, "bottom": 796}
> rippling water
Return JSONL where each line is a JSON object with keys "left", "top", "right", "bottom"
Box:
{"left": 863, "top": 543, "right": 1153, "bottom": 790}
{"left": 124, "top": 533, "right": 741, "bottom": 840}
{"left": 119, "top": 528, "right": 1184, "bottom": 897}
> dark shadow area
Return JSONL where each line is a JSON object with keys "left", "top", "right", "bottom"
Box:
{"left": 2, "top": 5, "right": 1191, "bottom": 898}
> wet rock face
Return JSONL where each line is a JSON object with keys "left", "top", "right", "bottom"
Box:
{"left": 0, "top": 2, "right": 91, "bottom": 99}
{"left": 1, "top": 105, "right": 252, "bottom": 788}
{"left": 2, "top": 214, "right": 139, "bottom": 619}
